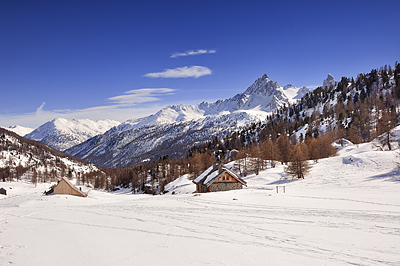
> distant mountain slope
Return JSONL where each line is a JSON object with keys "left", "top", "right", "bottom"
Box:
{"left": 67, "top": 74, "right": 309, "bottom": 167}
{"left": 7, "top": 125, "right": 34, "bottom": 136}
{"left": 25, "top": 118, "right": 120, "bottom": 151}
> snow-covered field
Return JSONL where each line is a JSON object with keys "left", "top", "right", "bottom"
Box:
{"left": 1, "top": 141, "right": 400, "bottom": 265}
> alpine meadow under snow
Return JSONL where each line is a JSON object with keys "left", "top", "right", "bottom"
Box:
{"left": 1, "top": 131, "right": 400, "bottom": 265}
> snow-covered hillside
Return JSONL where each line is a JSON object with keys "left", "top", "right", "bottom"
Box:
{"left": 1, "top": 134, "right": 399, "bottom": 265}
{"left": 67, "top": 74, "right": 310, "bottom": 167}
{"left": 0, "top": 127, "right": 100, "bottom": 180}
{"left": 25, "top": 118, "right": 120, "bottom": 151}
{"left": 7, "top": 125, "right": 34, "bottom": 136}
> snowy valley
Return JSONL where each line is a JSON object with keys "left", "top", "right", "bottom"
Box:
{"left": 1, "top": 64, "right": 400, "bottom": 265}
{"left": 1, "top": 133, "right": 399, "bottom": 265}
{"left": 2, "top": 1, "right": 400, "bottom": 265}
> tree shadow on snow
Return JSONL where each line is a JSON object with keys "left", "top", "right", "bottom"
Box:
{"left": 268, "top": 178, "right": 299, "bottom": 185}
{"left": 366, "top": 168, "right": 400, "bottom": 183}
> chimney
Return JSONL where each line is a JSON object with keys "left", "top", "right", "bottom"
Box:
{"left": 218, "top": 164, "right": 223, "bottom": 174}
{"left": 213, "top": 161, "right": 217, "bottom": 169}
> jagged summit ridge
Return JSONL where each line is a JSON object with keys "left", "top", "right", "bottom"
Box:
{"left": 109, "top": 74, "right": 304, "bottom": 135}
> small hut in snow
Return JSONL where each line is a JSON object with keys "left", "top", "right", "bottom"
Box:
{"left": 193, "top": 163, "right": 246, "bottom": 193}
{"left": 54, "top": 177, "right": 87, "bottom": 197}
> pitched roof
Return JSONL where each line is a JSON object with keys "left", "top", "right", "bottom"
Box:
{"left": 56, "top": 177, "right": 87, "bottom": 197}
{"left": 193, "top": 164, "right": 246, "bottom": 187}
{"left": 193, "top": 165, "right": 214, "bottom": 184}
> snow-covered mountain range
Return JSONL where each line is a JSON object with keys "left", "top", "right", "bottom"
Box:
{"left": 25, "top": 118, "right": 120, "bottom": 151}
{"left": 66, "top": 74, "right": 313, "bottom": 167}
{"left": 109, "top": 74, "right": 309, "bottom": 134}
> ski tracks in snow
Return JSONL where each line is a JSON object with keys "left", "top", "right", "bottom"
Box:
{"left": 1, "top": 187, "right": 399, "bottom": 265}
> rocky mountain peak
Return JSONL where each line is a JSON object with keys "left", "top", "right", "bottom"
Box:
{"left": 244, "top": 74, "right": 279, "bottom": 96}
{"left": 323, "top": 74, "right": 337, "bottom": 88}
{"left": 299, "top": 86, "right": 310, "bottom": 96}
{"left": 283, "top": 84, "right": 295, "bottom": 90}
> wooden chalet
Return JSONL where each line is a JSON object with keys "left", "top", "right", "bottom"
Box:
{"left": 54, "top": 177, "right": 87, "bottom": 197}
{"left": 193, "top": 163, "right": 246, "bottom": 193}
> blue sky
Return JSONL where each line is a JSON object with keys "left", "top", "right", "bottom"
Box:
{"left": 1, "top": 0, "right": 400, "bottom": 128}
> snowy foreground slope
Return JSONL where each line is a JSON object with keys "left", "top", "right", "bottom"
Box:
{"left": 1, "top": 141, "right": 400, "bottom": 265}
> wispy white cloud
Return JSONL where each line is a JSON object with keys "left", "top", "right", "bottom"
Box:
{"left": 0, "top": 88, "right": 175, "bottom": 128}
{"left": 144, "top": 66, "right": 212, "bottom": 78}
{"left": 170, "top": 49, "right": 216, "bottom": 58}
{"left": 36, "top": 102, "right": 46, "bottom": 115}
{"left": 108, "top": 88, "right": 175, "bottom": 105}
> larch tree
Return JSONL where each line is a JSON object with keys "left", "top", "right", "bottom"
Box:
{"left": 31, "top": 170, "right": 37, "bottom": 187}
{"left": 276, "top": 134, "right": 292, "bottom": 164}
{"left": 260, "top": 138, "right": 277, "bottom": 168}
{"left": 346, "top": 124, "right": 362, "bottom": 145}
{"left": 375, "top": 109, "right": 397, "bottom": 151}
{"left": 285, "top": 143, "right": 311, "bottom": 179}
{"left": 248, "top": 145, "right": 263, "bottom": 175}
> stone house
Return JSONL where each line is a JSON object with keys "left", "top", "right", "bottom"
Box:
{"left": 54, "top": 177, "right": 87, "bottom": 197}
{"left": 193, "top": 163, "right": 246, "bottom": 193}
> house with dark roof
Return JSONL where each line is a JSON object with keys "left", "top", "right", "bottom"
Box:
{"left": 193, "top": 163, "right": 246, "bottom": 193}
{"left": 54, "top": 177, "right": 87, "bottom": 197}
